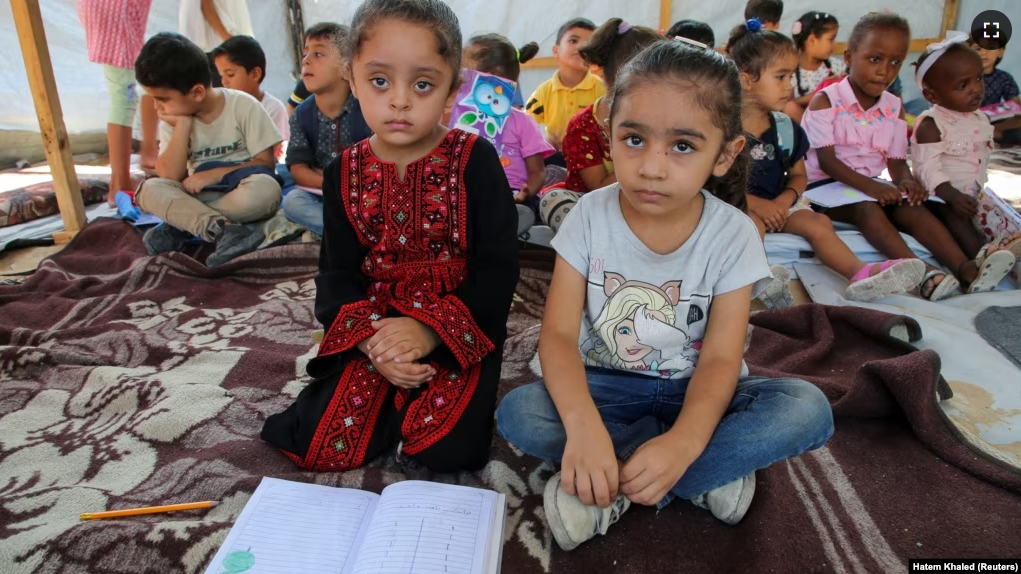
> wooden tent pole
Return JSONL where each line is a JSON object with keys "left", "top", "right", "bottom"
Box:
{"left": 659, "top": 0, "right": 673, "bottom": 32}
{"left": 11, "top": 0, "right": 86, "bottom": 244}
{"left": 285, "top": 0, "right": 306, "bottom": 79}
{"left": 940, "top": 0, "right": 960, "bottom": 37}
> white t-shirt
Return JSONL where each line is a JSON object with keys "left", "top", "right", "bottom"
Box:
{"left": 551, "top": 185, "right": 771, "bottom": 379}
{"left": 261, "top": 92, "right": 290, "bottom": 142}
{"left": 179, "top": 0, "right": 254, "bottom": 52}
{"left": 792, "top": 56, "right": 847, "bottom": 98}
{"left": 159, "top": 89, "right": 282, "bottom": 175}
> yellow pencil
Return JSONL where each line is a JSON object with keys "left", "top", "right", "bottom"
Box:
{"left": 80, "top": 501, "right": 219, "bottom": 521}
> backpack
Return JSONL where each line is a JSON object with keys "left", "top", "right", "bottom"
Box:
{"left": 295, "top": 94, "right": 373, "bottom": 166}
{"left": 770, "top": 110, "right": 799, "bottom": 174}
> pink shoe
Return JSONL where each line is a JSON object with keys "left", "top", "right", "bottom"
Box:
{"left": 844, "top": 259, "right": 926, "bottom": 302}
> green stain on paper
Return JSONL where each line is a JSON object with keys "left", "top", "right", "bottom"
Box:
{"left": 220, "top": 548, "right": 255, "bottom": 573}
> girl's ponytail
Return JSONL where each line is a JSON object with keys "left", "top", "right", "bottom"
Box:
{"left": 727, "top": 22, "right": 797, "bottom": 80}
{"left": 517, "top": 42, "right": 539, "bottom": 64}
{"left": 465, "top": 33, "right": 535, "bottom": 82}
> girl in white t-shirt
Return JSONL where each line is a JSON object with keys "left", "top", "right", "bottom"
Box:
{"left": 784, "top": 11, "right": 844, "bottom": 122}
{"left": 496, "top": 39, "right": 833, "bottom": 552}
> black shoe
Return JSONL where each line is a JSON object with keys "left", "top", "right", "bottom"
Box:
{"left": 206, "top": 224, "right": 264, "bottom": 268}
{"left": 142, "top": 224, "right": 192, "bottom": 255}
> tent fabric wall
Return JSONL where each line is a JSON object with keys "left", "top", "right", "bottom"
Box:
{"left": 1, "top": 0, "right": 1018, "bottom": 136}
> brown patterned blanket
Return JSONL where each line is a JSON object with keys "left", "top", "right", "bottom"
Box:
{"left": 0, "top": 219, "right": 1018, "bottom": 574}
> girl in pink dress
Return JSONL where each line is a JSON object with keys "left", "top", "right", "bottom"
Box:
{"left": 802, "top": 12, "right": 984, "bottom": 300}
{"left": 910, "top": 32, "right": 1021, "bottom": 292}
{"left": 78, "top": 0, "right": 157, "bottom": 202}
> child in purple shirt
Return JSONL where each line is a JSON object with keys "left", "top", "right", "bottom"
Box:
{"left": 453, "top": 35, "right": 555, "bottom": 235}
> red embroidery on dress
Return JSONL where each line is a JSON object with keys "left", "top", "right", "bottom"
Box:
{"left": 301, "top": 130, "right": 494, "bottom": 469}
{"left": 391, "top": 294, "right": 493, "bottom": 369}
{"left": 401, "top": 368, "right": 477, "bottom": 455}
{"left": 303, "top": 359, "right": 389, "bottom": 470}
{"left": 318, "top": 300, "right": 378, "bottom": 357}
{"left": 281, "top": 450, "right": 304, "bottom": 467}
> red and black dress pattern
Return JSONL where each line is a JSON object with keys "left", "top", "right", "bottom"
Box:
{"left": 299, "top": 130, "right": 496, "bottom": 471}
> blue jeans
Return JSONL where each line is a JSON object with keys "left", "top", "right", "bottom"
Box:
{"left": 282, "top": 189, "right": 324, "bottom": 236}
{"left": 496, "top": 368, "right": 833, "bottom": 508}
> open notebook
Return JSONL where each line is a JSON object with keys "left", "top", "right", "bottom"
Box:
{"left": 805, "top": 179, "right": 945, "bottom": 209}
{"left": 204, "top": 477, "right": 507, "bottom": 574}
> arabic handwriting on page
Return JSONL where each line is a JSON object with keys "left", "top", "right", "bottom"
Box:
{"left": 204, "top": 478, "right": 376, "bottom": 574}
{"left": 353, "top": 482, "right": 494, "bottom": 574}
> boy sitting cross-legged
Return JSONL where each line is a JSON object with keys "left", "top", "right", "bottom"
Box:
{"left": 281, "top": 23, "right": 372, "bottom": 237}
{"left": 135, "top": 32, "right": 283, "bottom": 268}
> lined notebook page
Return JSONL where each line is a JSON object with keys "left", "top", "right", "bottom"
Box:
{"left": 351, "top": 481, "right": 499, "bottom": 574}
{"left": 204, "top": 477, "right": 378, "bottom": 574}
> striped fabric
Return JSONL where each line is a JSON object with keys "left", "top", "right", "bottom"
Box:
{"left": 77, "top": 0, "right": 153, "bottom": 69}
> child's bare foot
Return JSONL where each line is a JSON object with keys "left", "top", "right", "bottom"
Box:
{"left": 106, "top": 189, "right": 119, "bottom": 208}
{"left": 991, "top": 232, "right": 1021, "bottom": 259}
{"left": 919, "top": 266, "right": 961, "bottom": 301}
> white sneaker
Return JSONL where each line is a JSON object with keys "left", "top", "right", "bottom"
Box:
{"left": 760, "top": 265, "right": 794, "bottom": 310}
{"left": 543, "top": 472, "right": 631, "bottom": 551}
{"left": 691, "top": 472, "right": 756, "bottom": 525}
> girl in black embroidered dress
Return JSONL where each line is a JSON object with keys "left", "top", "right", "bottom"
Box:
{"left": 261, "top": 0, "right": 519, "bottom": 472}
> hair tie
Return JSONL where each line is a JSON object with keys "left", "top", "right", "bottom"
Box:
{"left": 675, "top": 36, "right": 708, "bottom": 49}
{"left": 791, "top": 21, "right": 803, "bottom": 35}
{"left": 617, "top": 21, "right": 633, "bottom": 35}
{"left": 515, "top": 48, "right": 520, "bottom": 60}
{"left": 745, "top": 18, "right": 762, "bottom": 32}
{"left": 915, "top": 30, "right": 969, "bottom": 90}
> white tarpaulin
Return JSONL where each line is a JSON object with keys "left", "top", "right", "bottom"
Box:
{"left": 1, "top": 0, "right": 1019, "bottom": 135}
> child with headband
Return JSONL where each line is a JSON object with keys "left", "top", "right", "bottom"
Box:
{"left": 785, "top": 11, "right": 843, "bottom": 122}
{"left": 911, "top": 32, "right": 1021, "bottom": 292}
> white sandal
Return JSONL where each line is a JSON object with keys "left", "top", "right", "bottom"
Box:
{"left": 966, "top": 243, "right": 1016, "bottom": 294}
{"left": 844, "top": 259, "right": 926, "bottom": 302}
{"left": 760, "top": 264, "right": 794, "bottom": 310}
{"left": 919, "top": 269, "right": 961, "bottom": 301}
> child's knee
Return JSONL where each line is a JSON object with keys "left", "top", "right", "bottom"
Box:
{"left": 853, "top": 201, "right": 884, "bottom": 219}
{"left": 784, "top": 380, "right": 834, "bottom": 447}
{"left": 244, "top": 174, "right": 283, "bottom": 200}
{"left": 799, "top": 211, "right": 834, "bottom": 238}
{"left": 495, "top": 383, "right": 558, "bottom": 442}
{"left": 136, "top": 178, "right": 182, "bottom": 210}
{"left": 890, "top": 204, "right": 933, "bottom": 228}
{"left": 239, "top": 174, "right": 283, "bottom": 217}
{"left": 280, "top": 189, "right": 302, "bottom": 213}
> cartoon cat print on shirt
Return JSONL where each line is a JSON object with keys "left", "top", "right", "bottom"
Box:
{"left": 583, "top": 271, "right": 705, "bottom": 377}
